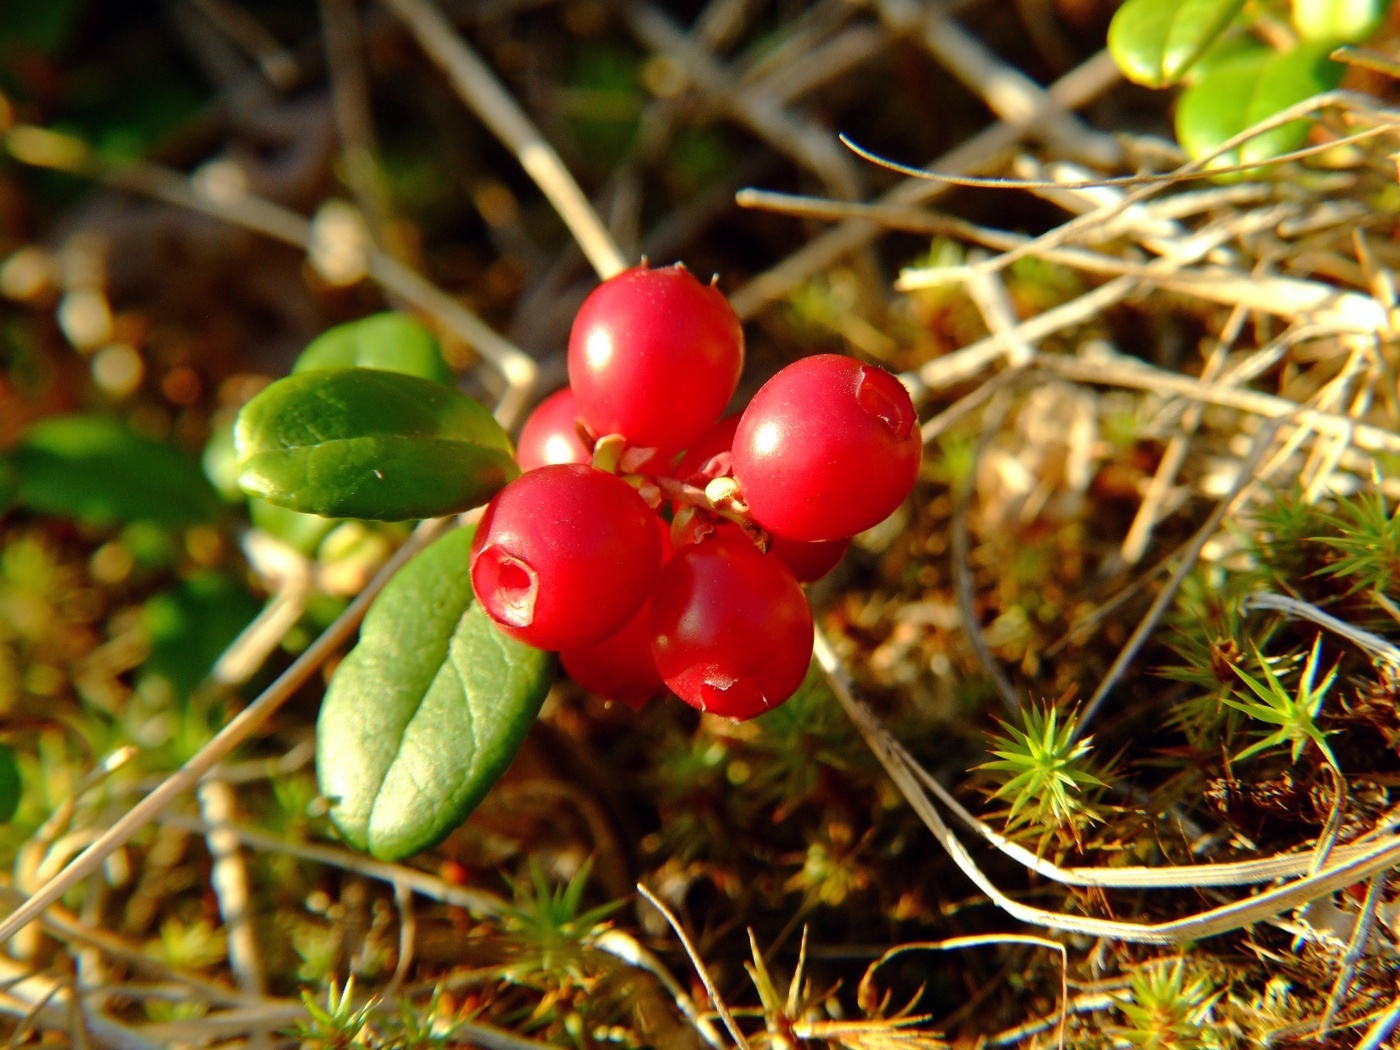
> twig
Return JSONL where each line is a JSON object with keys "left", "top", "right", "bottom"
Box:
{"left": 157, "top": 814, "right": 507, "bottom": 917}
{"left": 624, "top": 3, "right": 865, "bottom": 201}
{"left": 1357, "top": 998, "right": 1400, "bottom": 1050}
{"left": 1243, "top": 592, "right": 1400, "bottom": 669}
{"left": 1040, "top": 352, "right": 1400, "bottom": 457}
{"left": 1317, "top": 871, "right": 1387, "bottom": 1040}
{"left": 0, "top": 518, "right": 453, "bottom": 948}
{"left": 381, "top": 0, "right": 628, "bottom": 280}
{"left": 637, "top": 883, "right": 752, "bottom": 1050}
{"left": 385, "top": 881, "right": 416, "bottom": 998}
{"left": 950, "top": 391, "right": 1021, "bottom": 716}
{"left": 593, "top": 928, "right": 727, "bottom": 1049}
{"left": 729, "top": 48, "right": 1124, "bottom": 318}
{"left": 1119, "top": 313, "right": 1237, "bottom": 565}
{"left": 197, "top": 780, "right": 265, "bottom": 996}
{"left": 815, "top": 625, "right": 1400, "bottom": 942}
{"left": 875, "top": 0, "right": 1120, "bottom": 168}
{"left": 860, "top": 935, "right": 1068, "bottom": 1050}
{"left": 0, "top": 959, "right": 159, "bottom": 1050}
{"left": 1074, "top": 420, "right": 1281, "bottom": 737}
{"left": 320, "top": 0, "right": 398, "bottom": 252}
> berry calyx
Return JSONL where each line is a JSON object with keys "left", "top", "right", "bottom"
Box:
{"left": 471, "top": 464, "right": 661, "bottom": 650}
{"left": 517, "top": 388, "right": 667, "bottom": 475}
{"left": 568, "top": 264, "right": 744, "bottom": 457}
{"left": 732, "top": 354, "right": 921, "bottom": 542}
{"left": 650, "top": 533, "right": 813, "bottom": 720}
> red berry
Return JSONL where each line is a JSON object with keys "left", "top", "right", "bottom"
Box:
{"left": 561, "top": 602, "right": 665, "bottom": 710}
{"left": 559, "top": 513, "right": 672, "bottom": 709}
{"left": 516, "top": 388, "right": 667, "bottom": 474}
{"left": 516, "top": 388, "right": 591, "bottom": 472}
{"left": 650, "top": 534, "right": 813, "bottom": 720}
{"left": 674, "top": 415, "right": 740, "bottom": 485}
{"left": 769, "top": 534, "right": 849, "bottom": 583}
{"left": 568, "top": 264, "right": 744, "bottom": 457}
{"left": 732, "top": 355, "right": 921, "bottom": 542}
{"left": 672, "top": 417, "right": 849, "bottom": 582}
{"left": 471, "top": 464, "right": 661, "bottom": 650}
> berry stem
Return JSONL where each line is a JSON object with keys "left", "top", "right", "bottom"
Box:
{"left": 646, "top": 474, "right": 768, "bottom": 547}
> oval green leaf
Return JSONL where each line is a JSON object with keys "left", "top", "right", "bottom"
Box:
{"left": 0, "top": 745, "right": 19, "bottom": 824}
{"left": 316, "top": 525, "right": 553, "bottom": 860}
{"left": 234, "top": 368, "right": 518, "bottom": 521}
{"left": 14, "top": 415, "right": 219, "bottom": 527}
{"left": 1108, "top": 0, "right": 1247, "bottom": 87}
{"left": 1293, "top": 0, "right": 1386, "bottom": 43}
{"left": 142, "top": 571, "right": 263, "bottom": 698}
{"left": 294, "top": 312, "right": 453, "bottom": 386}
{"left": 1176, "top": 41, "right": 1345, "bottom": 170}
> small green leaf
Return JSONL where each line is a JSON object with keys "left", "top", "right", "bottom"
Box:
{"left": 0, "top": 745, "right": 19, "bottom": 824}
{"left": 316, "top": 526, "right": 553, "bottom": 860}
{"left": 1108, "top": 0, "right": 1248, "bottom": 87}
{"left": 0, "top": 458, "right": 18, "bottom": 514}
{"left": 248, "top": 498, "right": 341, "bottom": 556}
{"left": 294, "top": 313, "right": 453, "bottom": 386}
{"left": 201, "top": 420, "right": 245, "bottom": 503}
{"left": 234, "top": 369, "right": 518, "bottom": 521}
{"left": 142, "top": 572, "right": 263, "bottom": 698}
{"left": 1293, "top": 0, "right": 1386, "bottom": 43}
{"left": 1175, "top": 41, "right": 1345, "bottom": 170}
{"left": 14, "top": 415, "right": 219, "bottom": 527}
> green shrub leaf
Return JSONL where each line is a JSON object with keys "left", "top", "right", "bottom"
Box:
{"left": 1175, "top": 41, "right": 1345, "bottom": 170}
{"left": 316, "top": 526, "right": 552, "bottom": 860}
{"left": 1293, "top": 0, "right": 1386, "bottom": 43}
{"left": 294, "top": 313, "right": 453, "bottom": 386}
{"left": 14, "top": 415, "right": 219, "bottom": 527}
{"left": 0, "top": 745, "right": 19, "bottom": 824}
{"left": 234, "top": 368, "right": 517, "bottom": 521}
{"left": 1108, "top": 0, "right": 1247, "bottom": 87}
{"left": 142, "top": 572, "right": 264, "bottom": 699}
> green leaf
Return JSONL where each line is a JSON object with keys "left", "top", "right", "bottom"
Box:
{"left": 316, "top": 526, "right": 553, "bottom": 860}
{"left": 248, "top": 498, "right": 341, "bottom": 556}
{"left": 0, "top": 458, "right": 18, "bottom": 514}
{"left": 14, "top": 415, "right": 219, "bottom": 527}
{"left": 294, "top": 313, "right": 453, "bottom": 386}
{"left": 142, "top": 572, "right": 263, "bottom": 698}
{"left": 1293, "top": 0, "right": 1386, "bottom": 43}
{"left": 1108, "top": 0, "right": 1248, "bottom": 87}
{"left": 0, "top": 745, "right": 19, "bottom": 824}
{"left": 234, "top": 369, "right": 518, "bottom": 521}
{"left": 1175, "top": 41, "right": 1345, "bottom": 170}
{"left": 201, "top": 420, "right": 245, "bottom": 503}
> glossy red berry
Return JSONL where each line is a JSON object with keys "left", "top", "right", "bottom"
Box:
{"left": 471, "top": 464, "right": 661, "bottom": 651}
{"left": 568, "top": 264, "right": 744, "bottom": 457}
{"left": 732, "top": 355, "right": 921, "bottom": 542}
{"left": 516, "top": 388, "right": 667, "bottom": 475}
{"left": 516, "top": 388, "right": 591, "bottom": 472}
{"left": 559, "top": 512, "right": 671, "bottom": 709}
{"left": 672, "top": 417, "right": 849, "bottom": 582}
{"left": 769, "top": 535, "right": 849, "bottom": 583}
{"left": 674, "top": 415, "right": 740, "bottom": 485}
{"left": 650, "top": 534, "right": 813, "bottom": 720}
{"left": 561, "top": 602, "right": 665, "bottom": 710}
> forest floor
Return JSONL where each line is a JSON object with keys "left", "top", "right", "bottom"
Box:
{"left": 2, "top": 1, "right": 1400, "bottom": 1047}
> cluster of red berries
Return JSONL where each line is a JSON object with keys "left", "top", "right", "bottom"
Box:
{"left": 469, "top": 263, "right": 922, "bottom": 720}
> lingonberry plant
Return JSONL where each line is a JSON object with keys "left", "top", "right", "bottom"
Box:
{"left": 230, "top": 267, "right": 922, "bottom": 861}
